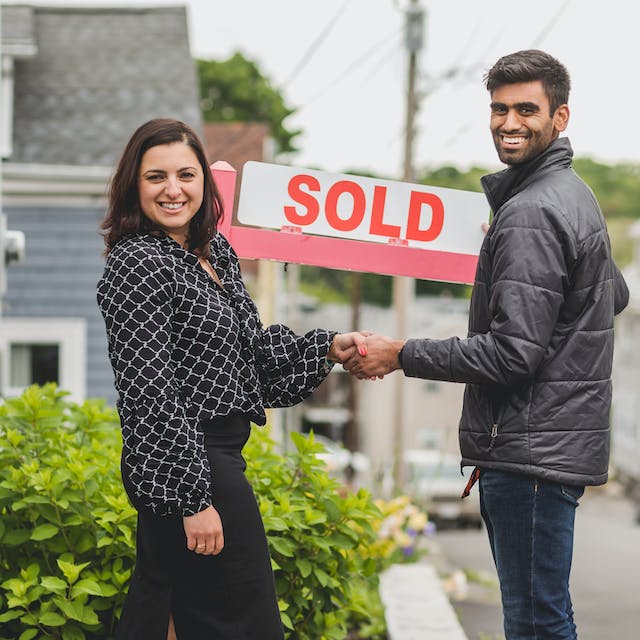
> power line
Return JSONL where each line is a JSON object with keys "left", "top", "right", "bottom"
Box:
{"left": 300, "top": 27, "right": 403, "bottom": 110}
{"left": 531, "top": 0, "right": 572, "bottom": 48}
{"left": 281, "top": 0, "right": 352, "bottom": 89}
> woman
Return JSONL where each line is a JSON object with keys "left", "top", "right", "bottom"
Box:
{"left": 97, "top": 118, "right": 366, "bottom": 639}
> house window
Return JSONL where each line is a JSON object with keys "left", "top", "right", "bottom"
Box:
{"left": 0, "top": 317, "right": 86, "bottom": 401}
{"left": 9, "top": 343, "right": 60, "bottom": 387}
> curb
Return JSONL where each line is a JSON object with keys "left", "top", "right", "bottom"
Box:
{"left": 380, "top": 563, "right": 468, "bottom": 639}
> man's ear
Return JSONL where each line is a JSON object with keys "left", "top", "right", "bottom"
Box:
{"left": 553, "top": 104, "right": 570, "bottom": 133}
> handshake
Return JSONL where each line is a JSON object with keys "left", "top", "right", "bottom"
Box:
{"left": 327, "top": 332, "right": 406, "bottom": 380}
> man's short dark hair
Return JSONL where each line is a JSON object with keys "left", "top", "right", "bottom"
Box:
{"left": 484, "top": 49, "right": 570, "bottom": 115}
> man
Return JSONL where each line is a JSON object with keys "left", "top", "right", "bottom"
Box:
{"left": 345, "top": 50, "right": 628, "bottom": 640}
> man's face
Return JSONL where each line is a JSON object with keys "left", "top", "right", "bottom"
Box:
{"left": 489, "top": 80, "right": 569, "bottom": 165}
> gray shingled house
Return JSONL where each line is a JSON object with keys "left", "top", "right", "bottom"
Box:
{"left": 0, "top": 4, "right": 203, "bottom": 403}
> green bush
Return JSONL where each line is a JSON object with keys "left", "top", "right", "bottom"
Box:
{"left": 243, "top": 427, "right": 385, "bottom": 640}
{"left": 1, "top": 385, "right": 424, "bottom": 639}
{"left": 0, "top": 384, "right": 136, "bottom": 640}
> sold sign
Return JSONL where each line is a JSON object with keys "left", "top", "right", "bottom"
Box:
{"left": 212, "top": 161, "right": 489, "bottom": 284}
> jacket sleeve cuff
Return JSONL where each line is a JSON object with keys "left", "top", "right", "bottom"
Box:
{"left": 399, "top": 338, "right": 429, "bottom": 378}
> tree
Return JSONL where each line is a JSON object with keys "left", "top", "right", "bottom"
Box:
{"left": 197, "top": 53, "right": 300, "bottom": 155}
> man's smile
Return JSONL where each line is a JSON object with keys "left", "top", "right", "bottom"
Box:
{"left": 500, "top": 134, "right": 528, "bottom": 145}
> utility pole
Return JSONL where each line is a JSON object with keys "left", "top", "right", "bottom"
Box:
{"left": 391, "top": 0, "right": 424, "bottom": 492}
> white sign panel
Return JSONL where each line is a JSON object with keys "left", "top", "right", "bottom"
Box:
{"left": 237, "top": 161, "right": 488, "bottom": 254}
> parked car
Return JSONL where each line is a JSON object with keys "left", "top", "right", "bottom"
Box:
{"left": 403, "top": 449, "right": 482, "bottom": 529}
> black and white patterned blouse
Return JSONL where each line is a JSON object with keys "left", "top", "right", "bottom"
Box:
{"left": 97, "top": 232, "right": 336, "bottom": 516}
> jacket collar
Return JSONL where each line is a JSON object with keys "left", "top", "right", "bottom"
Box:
{"left": 481, "top": 137, "right": 574, "bottom": 213}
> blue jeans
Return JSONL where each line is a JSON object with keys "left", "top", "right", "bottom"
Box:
{"left": 479, "top": 469, "right": 584, "bottom": 640}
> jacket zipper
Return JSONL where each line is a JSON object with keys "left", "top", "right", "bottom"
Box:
{"left": 488, "top": 423, "right": 498, "bottom": 451}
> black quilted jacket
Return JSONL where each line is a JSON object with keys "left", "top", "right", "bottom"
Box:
{"left": 97, "top": 232, "right": 335, "bottom": 515}
{"left": 400, "top": 138, "right": 628, "bottom": 486}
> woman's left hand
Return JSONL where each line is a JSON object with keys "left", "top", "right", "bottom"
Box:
{"left": 183, "top": 505, "right": 224, "bottom": 556}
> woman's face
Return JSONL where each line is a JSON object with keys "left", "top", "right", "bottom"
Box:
{"left": 138, "top": 141, "right": 204, "bottom": 247}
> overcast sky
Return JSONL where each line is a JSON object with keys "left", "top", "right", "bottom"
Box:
{"left": 10, "top": 1, "right": 640, "bottom": 177}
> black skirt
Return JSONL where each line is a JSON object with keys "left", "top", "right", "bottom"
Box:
{"left": 117, "top": 415, "right": 284, "bottom": 640}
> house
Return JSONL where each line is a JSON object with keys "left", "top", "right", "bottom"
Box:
{"left": 0, "top": 4, "right": 203, "bottom": 403}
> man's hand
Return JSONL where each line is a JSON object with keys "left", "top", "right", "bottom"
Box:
{"left": 342, "top": 334, "right": 405, "bottom": 379}
{"left": 184, "top": 505, "right": 224, "bottom": 556}
{"left": 327, "top": 331, "right": 370, "bottom": 364}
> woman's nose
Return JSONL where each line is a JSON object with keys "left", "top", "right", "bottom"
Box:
{"left": 164, "top": 178, "right": 182, "bottom": 198}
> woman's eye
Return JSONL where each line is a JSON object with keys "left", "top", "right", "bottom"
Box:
{"left": 180, "top": 171, "right": 196, "bottom": 180}
{"left": 146, "top": 174, "right": 164, "bottom": 182}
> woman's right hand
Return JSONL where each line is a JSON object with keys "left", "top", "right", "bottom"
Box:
{"left": 183, "top": 505, "right": 224, "bottom": 556}
{"left": 328, "top": 331, "right": 371, "bottom": 363}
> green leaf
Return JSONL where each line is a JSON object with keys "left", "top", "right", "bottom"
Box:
{"left": 18, "top": 630, "right": 37, "bottom": 640}
{"left": 31, "top": 523, "right": 59, "bottom": 541}
{"left": 323, "top": 498, "right": 341, "bottom": 522}
{"left": 2, "top": 577, "right": 28, "bottom": 597}
{"left": 70, "top": 579, "right": 103, "bottom": 598}
{"left": 39, "top": 611, "right": 66, "bottom": 626}
{"left": 280, "top": 611, "right": 294, "bottom": 630}
{"left": 54, "top": 598, "right": 100, "bottom": 625}
{"left": 2, "top": 529, "right": 30, "bottom": 546}
{"left": 328, "top": 530, "right": 356, "bottom": 549}
{"left": 98, "top": 583, "right": 118, "bottom": 597}
{"left": 111, "top": 567, "right": 132, "bottom": 587}
{"left": 96, "top": 511, "right": 117, "bottom": 524}
{"left": 56, "top": 560, "right": 90, "bottom": 585}
{"left": 40, "top": 576, "right": 68, "bottom": 594}
{"left": 268, "top": 536, "right": 296, "bottom": 557}
{"left": 96, "top": 535, "right": 113, "bottom": 548}
{"left": 62, "top": 625, "right": 86, "bottom": 640}
{"left": 79, "top": 604, "right": 99, "bottom": 626}
{"left": 5, "top": 428, "right": 24, "bottom": 447}
{"left": 296, "top": 557, "right": 312, "bottom": 578}
{"left": 21, "top": 495, "right": 50, "bottom": 504}
{"left": 261, "top": 516, "right": 288, "bottom": 532}
{"left": 74, "top": 532, "right": 95, "bottom": 554}
{"left": 53, "top": 597, "right": 82, "bottom": 622}
{"left": 63, "top": 514, "right": 84, "bottom": 526}
{"left": 21, "top": 564, "right": 40, "bottom": 582}
{"left": 0, "top": 609, "right": 23, "bottom": 623}
{"left": 313, "top": 567, "right": 331, "bottom": 587}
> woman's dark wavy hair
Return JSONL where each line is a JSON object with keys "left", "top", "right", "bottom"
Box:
{"left": 101, "top": 118, "right": 223, "bottom": 258}
{"left": 484, "top": 49, "right": 570, "bottom": 115}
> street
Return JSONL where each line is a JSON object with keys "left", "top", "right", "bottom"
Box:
{"left": 428, "top": 482, "right": 639, "bottom": 640}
